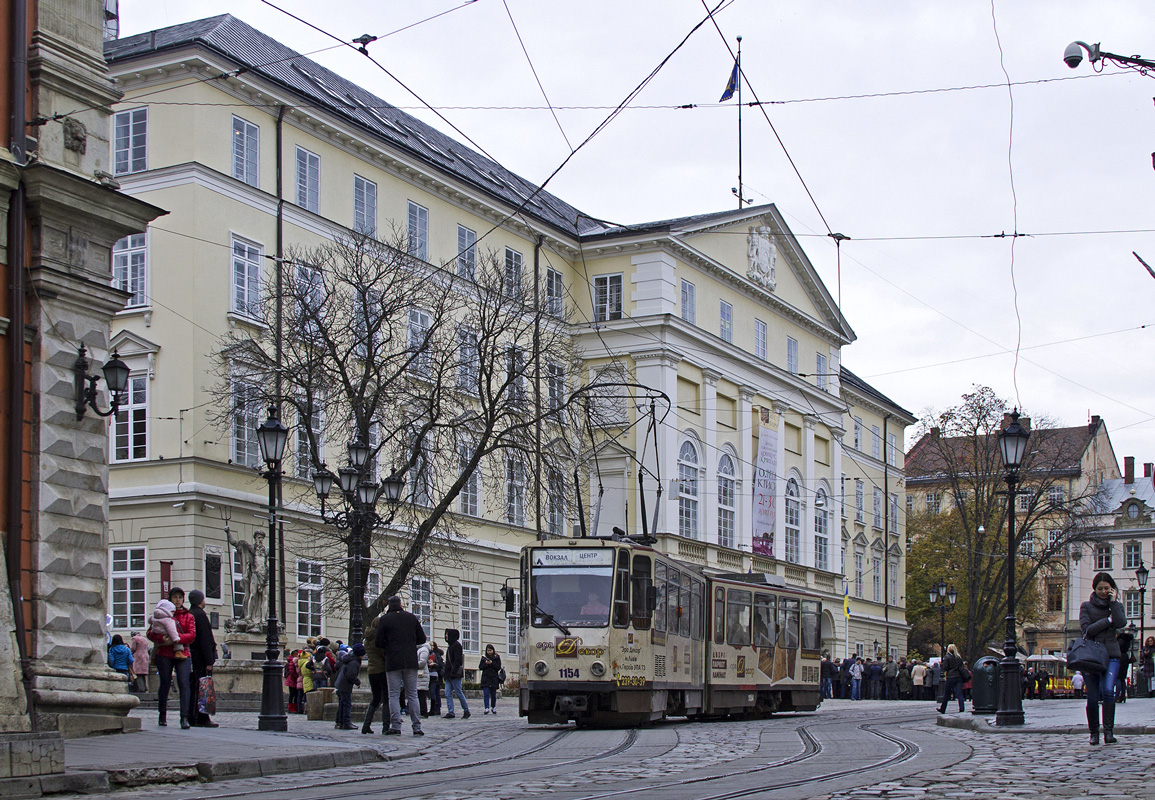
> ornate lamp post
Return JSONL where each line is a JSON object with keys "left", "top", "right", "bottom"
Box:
{"left": 996, "top": 410, "right": 1030, "bottom": 726}
{"left": 1137, "top": 562, "right": 1149, "bottom": 697}
{"left": 928, "top": 579, "right": 956, "bottom": 702}
{"left": 313, "top": 445, "right": 404, "bottom": 645}
{"left": 256, "top": 406, "right": 289, "bottom": 732}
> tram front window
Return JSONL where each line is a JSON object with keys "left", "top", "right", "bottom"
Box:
{"left": 530, "top": 549, "right": 615, "bottom": 627}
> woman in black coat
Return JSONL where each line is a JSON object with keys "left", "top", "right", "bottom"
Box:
{"left": 1079, "top": 571, "right": 1127, "bottom": 744}
{"left": 936, "top": 644, "right": 965, "bottom": 714}
{"left": 478, "top": 644, "right": 503, "bottom": 714}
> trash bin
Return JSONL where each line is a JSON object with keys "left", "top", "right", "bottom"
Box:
{"left": 970, "top": 656, "right": 1001, "bottom": 714}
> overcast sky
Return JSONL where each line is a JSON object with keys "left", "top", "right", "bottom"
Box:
{"left": 119, "top": 1, "right": 1155, "bottom": 463}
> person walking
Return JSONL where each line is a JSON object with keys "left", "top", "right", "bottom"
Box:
{"left": 839, "top": 656, "right": 853, "bottom": 700}
{"left": 374, "top": 596, "right": 427, "bottom": 736}
{"left": 442, "top": 628, "right": 471, "bottom": 718}
{"left": 334, "top": 642, "right": 364, "bottom": 730}
{"left": 1080, "top": 571, "right": 1127, "bottom": 744}
{"left": 897, "top": 661, "right": 913, "bottom": 700}
{"left": 187, "top": 589, "right": 219, "bottom": 727}
{"left": 479, "top": 644, "right": 503, "bottom": 714}
{"left": 361, "top": 614, "right": 388, "bottom": 733}
{"left": 937, "top": 644, "right": 965, "bottom": 714}
{"left": 285, "top": 649, "right": 300, "bottom": 713}
{"left": 147, "top": 586, "right": 195, "bottom": 728}
{"left": 819, "top": 656, "right": 834, "bottom": 699}
{"left": 929, "top": 658, "right": 942, "bottom": 702}
{"left": 427, "top": 642, "right": 444, "bottom": 716}
{"left": 1071, "top": 670, "right": 1085, "bottom": 699}
{"left": 416, "top": 640, "right": 431, "bottom": 717}
{"left": 129, "top": 631, "right": 150, "bottom": 692}
{"left": 107, "top": 634, "right": 132, "bottom": 680}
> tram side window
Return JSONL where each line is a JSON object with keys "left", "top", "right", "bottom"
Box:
{"left": 690, "top": 578, "right": 703, "bottom": 640}
{"left": 713, "top": 586, "right": 725, "bottom": 644}
{"left": 801, "top": 600, "right": 821, "bottom": 651}
{"left": 667, "top": 569, "right": 681, "bottom": 635}
{"left": 679, "top": 572, "right": 690, "bottom": 637}
{"left": 613, "top": 551, "right": 630, "bottom": 628}
{"left": 655, "top": 562, "right": 667, "bottom": 633}
{"left": 631, "top": 555, "right": 652, "bottom": 630}
{"left": 754, "top": 593, "right": 775, "bottom": 647}
{"left": 727, "top": 588, "right": 752, "bottom": 646}
{"left": 780, "top": 596, "right": 801, "bottom": 649}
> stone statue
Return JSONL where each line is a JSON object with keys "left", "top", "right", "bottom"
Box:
{"left": 747, "top": 226, "right": 777, "bottom": 291}
{"left": 226, "top": 529, "right": 269, "bottom": 624}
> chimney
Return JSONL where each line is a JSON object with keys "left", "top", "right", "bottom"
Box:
{"left": 1145, "top": 463, "right": 1153, "bottom": 479}
{"left": 1090, "top": 414, "right": 1101, "bottom": 433}
{"left": 1125, "top": 456, "right": 1134, "bottom": 485}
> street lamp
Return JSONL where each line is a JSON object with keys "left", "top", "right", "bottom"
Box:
{"left": 1136, "top": 562, "right": 1149, "bottom": 697}
{"left": 256, "top": 405, "right": 289, "bottom": 732}
{"left": 313, "top": 445, "right": 404, "bottom": 645}
{"left": 996, "top": 410, "right": 1030, "bottom": 726}
{"left": 74, "top": 346, "right": 130, "bottom": 420}
{"left": 928, "top": 579, "right": 957, "bottom": 703}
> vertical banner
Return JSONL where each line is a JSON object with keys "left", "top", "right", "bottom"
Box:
{"left": 752, "top": 425, "right": 777, "bottom": 556}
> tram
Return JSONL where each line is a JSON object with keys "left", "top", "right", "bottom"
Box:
{"left": 517, "top": 536, "right": 822, "bottom": 726}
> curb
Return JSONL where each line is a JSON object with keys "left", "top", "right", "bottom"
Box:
{"left": 0, "top": 771, "right": 110, "bottom": 799}
{"left": 936, "top": 714, "right": 1155, "bottom": 735}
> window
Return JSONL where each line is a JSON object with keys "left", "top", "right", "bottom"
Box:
{"left": 504, "top": 247, "right": 523, "bottom": 297}
{"left": 354, "top": 175, "right": 377, "bottom": 235}
{"left": 407, "top": 201, "right": 428, "bottom": 261}
{"left": 907, "top": 493, "right": 914, "bottom": 515}
{"left": 408, "top": 308, "right": 432, "bottom": 376}
{"left": 366, "top": 571, "right": 381, "bottom": 608}
{"left": 506, "top": 588, "right": 520, "bottom": 656}
{"left": 232, "top": 547, "right": 246, "bottom": 619}
{"left": 872, "top": 555, "right": 881, "bottom": 602}
{"left": 1020, "top": 537, "right": 1035, "bottom": 557}
{"left": 1047, "top": 582, "right": 1064, "bottom": 613}
{"left": 786, "top": 337, "right": 798, "bottom": 374}
{"left": 1095, "top": 544, "right": 1113, "bottom": 571}
{"left": 231, "top": 236, "right": 262, "bottom": 318}
{"left": 110, "top": 547, "right": 146, "bottom": 629}
{"left": 547, "top": 362, "right": 566, "bottom": 412}
{"left": 1125, "top": 542, "right": 1142, "bottom": 569}
{"left": 853, "top": 417, "right": 862, "bottom": 450}
{"left": 854, "top": 549, "right": 864, "bottom": 598}
{"left": 814, "top": 488, "right": 829, "bottom": 571}
{"left": 1018, "top": 489, "right": 1033, "bottom": 513}
{"left": 230, "top": 377, "right": 262, "bottom": 467}
{"left": 720, "top": 300, "right": 733, "bottom": 343}
{"left": 678, "top": 441, "right": 699, "bottom": 539}
{"left": 1048, "top": 529, "right": 1063, "bottom": 549}
{"left": 459, "top": 584, "right": 480, "bottom": 653}
{"left": 456, "top": 225, "right": 476, "bottom": 278}
{"left": 410, "top": 578, "right": 433, "bottom": 637}
{"left": 545, "top": 268, "right": 564, "bottom": 315}
{"left": 295, "top": 401, "right": 322, "bottom": 479}
{"left": 295, "top": 147, "right": 320, "bottom": 213}
{"left": 113, "top": 374, "right": 148, "bottom": 462}
{"left": 842, "top": 475, "right": 848, "bottom": 519}
{"left": 785, "top": 479, "right": 800, "bottom": 564}
{"left": 112, "top": 234, "right": 147, "bottom": 308}
{"left": 871, "top": 426, "right": 880, "bottom": 460}
{"left": 872, "top": 487, "right": 882, "bottom": 529}
{"left": 816, "top": 353, "right": 827, "bottom": 390}
{"left": 1125, "top": 590, "right": 1141, "bottom": 620}
{"left": 232, "top": 116, "right": 259, "bottom": 187}
{"left": 889, "top": 493, "right": 898, "bottom": 534}
{"left": 505, "top": 346, "right": 525, "bottom": 403}
{"left": 887, "top": 433, "right": 897, "bottom": 466}
{"left": 297, "top": 560, "right": 323, "bottom": 638}
{"left": 594, "top": 274, "right": 623, "bottom": 322}
{"left": 889, "top": 559, "right": 898, "bottom": 603}
{"left": 717, "top": 455, "right": 735, "bottom": 549}
{"left": 547, "top": 469, "right": 566, "bottom": 536}
{"left": 204, "top": 548, "right": 223, "bottom": 602}
{"left": 855, "top": 479, "right": 864, "bottom": 523}
{"left": 754, "top": 319, "right": 767, "bottom": 360}
{"left": 1047, "top": 485, "right": 1064, "bottom": 506}
{"left": 457, "top": 328, "right": 479, "bottom": 392}
{"left": 926, "top": 491, "right": 940, "bottom": 514}
{"left": 505, "top": 456, "right": 525, "bottom": 526}
{"left": 459, "top": 442, "right": 478, "bottom": 516}
{"left": 113, "top": 107, "right": 147, "bottom": 175}
{"left": 681, "top": 280, "right": 696, "bottom": 324}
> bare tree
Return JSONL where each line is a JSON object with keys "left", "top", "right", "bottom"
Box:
{"left": 212, "top": 229, "right": 619, "bottom": 637}
{"left": 905, "top": 386, "right": 1106, "bottom": 663}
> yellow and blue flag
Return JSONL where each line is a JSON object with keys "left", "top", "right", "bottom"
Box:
{"left": 719, "top": 61, "right": 739, "bottom": 102}
{"left": 843, "top": 585, "right": 851, "bottom": 618}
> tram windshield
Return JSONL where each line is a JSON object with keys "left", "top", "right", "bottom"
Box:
{"left": 530, "top": 548, "right": 615, "bottom": 627}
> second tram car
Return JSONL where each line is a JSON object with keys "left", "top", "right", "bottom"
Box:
{"left": 518, "top": 537, "right": 822, "bottom": 726}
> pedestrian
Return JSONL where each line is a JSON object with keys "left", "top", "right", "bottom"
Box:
{"left": 820, "top": 655, "right": 834, "bottom": 699}
{"left": 849, "top": 657, "right": 863, "bottom": 700}
{"left": 1071, "top": 670, "right": 1085, "bottom": 699}
{"left": 868, "top": 658, "right": 883, "bottom": 699}
{"left": 150, "top": 597, "right": 188, "bottom": 660}
{"left": 107, "top": 634, "right": 132, "bottom": 680}
{"left": 929, "top": 659, "right": 942, "bottom": 702}
{"left": 374, "top": 595, "right": 427, "bottom": 736}
{"left": 1080, "top": 571, "right": 1127, "bottom": 744}
{"left": 334, "top": 642, "right": 365, "bottom": 730}
{"left": 479, "top": 644, "right": 503, "bottom": 714}
{"left": 1036, "top": 667, "right": 1050, "bottom": 701}
{"left": 1142, "top": 636, "right": 1155, "bottom": 695}
{"left": 1115, "top": 626, "right": 1134, "bottom": 704}
{"left": 361, "top": 614, "right": 387, "bottom": 733}
{"left": 297, "top": 647, "right": 314, "bottom": 711}
{"left": 147, "top": 586, "right": 195, "bottom": 728}
{"left": 897, "top": 661, "right": 913, "bottom": 700}
{"left": 442, "top": 628, "right": 471, "bottom": 718}
{"left": 937, "top": 644, "right": 965, "bottom": 714}
{"left": 911, "top": 661, "right": 926, "bottom": 700}
{"left": 884, "top": 656, "right": 898, "bottom": 700}
{"left": 187, "top": 589, "right": 219, "bottom": 727}
{"left": 417, "top": 640, "right": 431, "bottom": 717}
{"left": 129, "top": 630, "right": 150, "bottom": 691}
{"left": 1024, "top": 667, "right": 1036, "bottom": 700}
{"left": 285, "top": 649, "right": 300, "bottom": 713}
{"left": 839, "top": 656, "right": 853, "bottom": 699}
{"left": 427, "top": 641, "right": 444, "bottom": 716}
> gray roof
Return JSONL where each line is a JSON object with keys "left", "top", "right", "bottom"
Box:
{"left": 104, "top": 15, "right": 604, "bottom": 237}
{"left": 840, "top": 367, "right": 914, "bottom": 419}
{"left": 1099, "top": 473, "right": 1155, "bottom": 514}
{"left": 583, "top": 206, "right": 771, "bottom": 241}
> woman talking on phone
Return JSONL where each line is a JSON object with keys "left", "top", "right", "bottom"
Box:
{"left": 1079, "top": 572, "right": 1127, "bottom": 744}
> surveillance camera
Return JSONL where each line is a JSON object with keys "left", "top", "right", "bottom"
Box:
{"left": 1063, "top": 41, "right": 1083, "bottom": 69}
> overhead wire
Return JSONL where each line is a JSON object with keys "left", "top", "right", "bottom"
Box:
{"left": 500, "top": 0, "right": 573, "bottom": 152}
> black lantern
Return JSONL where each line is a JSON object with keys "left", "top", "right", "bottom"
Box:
{"left": 256, "top": 405, "right": 289, "bottom": 732}
{"left": 74, "top": 346, "right": 131, "bottom": 420}
{"left": 995, "top": 409, "right": 1030, "bottom": 726}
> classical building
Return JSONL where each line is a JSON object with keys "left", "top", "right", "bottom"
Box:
{"left": 102, "top": 14, "right": 913, "bottom": 675}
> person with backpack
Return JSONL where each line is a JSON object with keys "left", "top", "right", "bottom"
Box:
{"left": 937, "top": 644, "right": 966, "bottom": 714}
{"left": 442, "top": 628, "right": 471, "bottom": 719}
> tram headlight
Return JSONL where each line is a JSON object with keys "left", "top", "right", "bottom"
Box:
{"left": 533, "top": 660, "right": 549, "bottom": 677}
{"left": 590, "top": 661, "right": 607, "bottom": 678}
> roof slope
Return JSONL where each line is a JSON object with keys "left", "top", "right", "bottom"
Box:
{"left": 105, "top": 15, "right": 603, "bottom": 237}
{"left": 840, "top": 366, "right": 914, "bottom": 420}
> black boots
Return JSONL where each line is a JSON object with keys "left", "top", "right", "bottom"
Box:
{"left": 180, "top": 717, "right": 191, "bottom": 730}
{"left": 158, "top": 710, "right": 167, "bottom": 727}
{"left": 1103, "top": 728, "right": 1116, "bottom": 744}
{"left": 1103, "top": 703, "right": 1117, "bottom": 743}
{"left": 1090, "top": 730, "right": 1099, "bottom": 745}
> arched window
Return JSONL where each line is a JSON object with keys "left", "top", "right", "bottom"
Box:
{"left": 717, "top": 454, "right": 735, "bottom": 548}
{"left": 814, "top": 488, "right": 829, "bottom": 571}
{"left": 678, "top": 441, "right": 699, "bottom": 540}
{"left": 785, "top": 478, "right": 800, "bottom": 564}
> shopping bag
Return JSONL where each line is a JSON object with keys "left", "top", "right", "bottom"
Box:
{"left": 1066, "top": 636, "right": 1108, "bottom": 675}
{"left": 197, "top": 675, "right": 216, "bottom": 716}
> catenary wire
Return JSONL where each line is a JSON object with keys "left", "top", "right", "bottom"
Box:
{"left": 500, "top": 0, "right": 573, "bottom": 152}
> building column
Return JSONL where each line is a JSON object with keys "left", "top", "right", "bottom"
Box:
{"left": 803, "top": 416, "right": 816, "bottom": 567}
{"left": 702, "top": 369, "right": 719, "bottom": 544}
{"left": 831, "top": 428, "right": 845, "bottom": 574}
{"left": 633, "top": 349, "right": 681, "bottom": 536}
{"left": 737, "top": 387, "right": 755, "bottom": 554}
{"left": 773, "top": 401, "right": 788, "bottom": 560}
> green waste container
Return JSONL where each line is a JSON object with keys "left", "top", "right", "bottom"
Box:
{"left": 970, "top": 656, "right": 1001, "bottom": 714}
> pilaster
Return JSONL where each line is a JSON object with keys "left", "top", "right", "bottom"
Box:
{"left": 701, "top": 369, "right": 719, "bottom": 544}
{"left": 633, "top": 349, "right": 681, "bottom": 535}
{"left": 737, "top": 387, "right": 754, "bottom": 552}
{"left": 803, "top": 416, "right": 816, "bottom": 566}
{"left": 773, "top": 401, "right": 788, "bottom": 559}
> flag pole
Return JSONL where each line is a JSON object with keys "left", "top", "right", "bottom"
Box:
{"left": 736, "top": 35, "right": 743, "bottom": 209}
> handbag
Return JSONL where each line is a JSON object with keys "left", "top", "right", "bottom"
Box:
{"left": 197, "top": 675, "right": 217, "bottom": 716}
{"left": 958, "top": 665, "right": 971, "bottom": 682}
{"left": 1067, "top": 636, "right": 1109, "bottom": 674}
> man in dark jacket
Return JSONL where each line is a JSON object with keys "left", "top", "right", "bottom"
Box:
{"left": 374, "top": 595, "right": 427, "bottom": 735}
{"left": 187, "top": 589, "right": 218, "bottom": 727}
{"left": 442, "top": 628, "right": 471, "bottom": 718}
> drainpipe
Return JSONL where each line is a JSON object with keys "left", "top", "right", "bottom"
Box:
{"left": 882, "top": 413, "right": 891, "bottom": 657}
{"left": 275, "top": 105, "right": 286, "bottom": 628}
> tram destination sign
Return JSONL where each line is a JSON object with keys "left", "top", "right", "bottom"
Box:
{"left": 532, "top": 549, "right": 614, "bottom": 567}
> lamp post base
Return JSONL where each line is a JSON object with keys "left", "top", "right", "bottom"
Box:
{"left": 994, "top": 655, "right": 1024, "bottom": 726}
{"left": 257, "top": 658, "right": 288, "bottom": 732}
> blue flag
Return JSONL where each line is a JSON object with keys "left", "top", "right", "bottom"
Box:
{"left": 719, "top": 61, "right": 739, "bottom": 102}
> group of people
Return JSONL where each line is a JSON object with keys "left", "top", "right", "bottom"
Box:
{"left": 821, "top": 654, "right": 946, "bottom": 701}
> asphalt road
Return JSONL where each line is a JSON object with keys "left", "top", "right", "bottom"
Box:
{"left": 63, "top": 701, "right": 1155, "bottom": 800}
